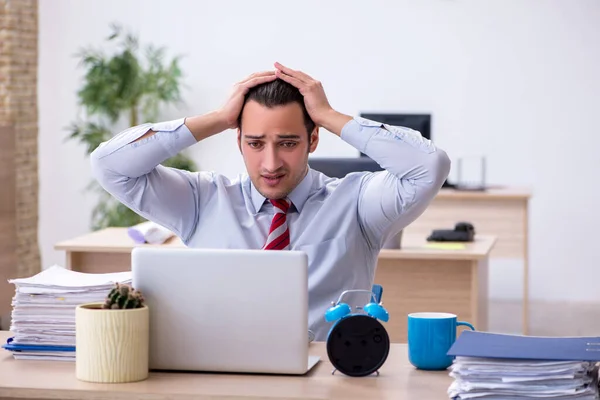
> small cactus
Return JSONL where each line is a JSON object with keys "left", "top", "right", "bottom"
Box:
{"left": 102, "top": 282, "right": 145, "bottom": 309}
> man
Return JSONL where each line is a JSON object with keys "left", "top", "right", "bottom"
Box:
{"left": 90, "top": 62, "right": 451, "bottom": 340}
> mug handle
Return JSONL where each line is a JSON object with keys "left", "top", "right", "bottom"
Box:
{"left": 457, "top": 321, "right": 475, "bottom": 331}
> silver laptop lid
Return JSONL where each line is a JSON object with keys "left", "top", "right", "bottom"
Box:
{"left": 131, "top": 247, "right": 311, "bottom": 374}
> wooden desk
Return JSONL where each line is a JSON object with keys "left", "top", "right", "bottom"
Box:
{"left": 405, "top": 187, "right": 531, "bottom": 333}
{"left": 55, "top": 227, "right": 184, "bottom": 271}
{"left": 0, "top": 331, "right": 452, "bottom": 400}
{"left": 55, "top": 228, "right": 496, "bottom": 343}
{"left": 377, "top": 235, "right": 495, "bottom": 342}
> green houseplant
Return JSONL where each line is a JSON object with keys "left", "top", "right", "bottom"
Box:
{"left": 68, "top": 23, "right": 196, "bottom": 230}
{"left": 76, "top": 283, "right": 149, "bottom": 383}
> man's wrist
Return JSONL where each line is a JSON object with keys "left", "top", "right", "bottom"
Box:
{"left": 212, "top": 109, "right": 237, "bottom": 132}
{"left": 316, "top": 109, "right": 353, "bottom": 137}
{"left": 184, "top": 111, "right": 230, "bottom": 141}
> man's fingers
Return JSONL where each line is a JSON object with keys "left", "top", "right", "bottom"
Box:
{"left": 242, "top": 74, "right": 277, "bottom": 90}
{"left": 274, "top": 62, "right": 313, "bottom": 83}
{"left": 275, "top": 69, "right": 304, "bottom": 89}
{"left": 240, "top": 70, "right": 276, "bottom": 84}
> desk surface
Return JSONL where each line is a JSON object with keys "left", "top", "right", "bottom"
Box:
{"left": 54, "top": 227, "right": 184, "bottom": 253}
{"left": 0, "top": 332, "right": 451, "bottom": 400}
{"left": 381, "top": 235, "right": 495, "bottom": 260}
{"left": 55, "top": 228, "right": 495, "bottom": 261}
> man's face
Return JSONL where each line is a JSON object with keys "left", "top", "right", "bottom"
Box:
{"left": 238, "top": 100, "right": 318, "bottom": 200}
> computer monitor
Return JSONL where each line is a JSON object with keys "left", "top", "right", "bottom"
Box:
{"left": 307, "top": 157, "right": 383, "bottom": 179}
{"left": 308, "top": 113, "right": 433, "bottom": 178}
{"left": 359, "top": 113, "right": 431, "bottom": 140}
{"left": 359, "top": 113, "right": 431, "bottom": 158}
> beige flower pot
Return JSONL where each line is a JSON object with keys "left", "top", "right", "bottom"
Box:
{"left": 75, "top": 302, "right": 149, "bottom": 383}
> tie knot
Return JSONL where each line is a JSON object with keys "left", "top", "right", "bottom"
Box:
{"left": 269, "top": 198, "right": 291, "bottom": 214}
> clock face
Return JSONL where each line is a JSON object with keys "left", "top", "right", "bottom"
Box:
{"left": 326, "top": 315, "right": 390, "bottom": 377}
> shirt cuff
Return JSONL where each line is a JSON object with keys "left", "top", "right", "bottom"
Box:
{"left": 150, "top": 118, "right": 198, "bottom": 157}
{"left": 340, "top": 117, "right": 383, "bottom": 153}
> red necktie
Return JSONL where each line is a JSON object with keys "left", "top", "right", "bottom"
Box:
{"left": 263, "top": 198, "right": 291, "bottom": 250}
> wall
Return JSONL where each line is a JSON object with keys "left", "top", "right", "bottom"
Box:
{"left": 38, "top": 0, "right": 600, "bottom": 302}
{"left": 1, "top": 0, "right": 41, "bottom": 281}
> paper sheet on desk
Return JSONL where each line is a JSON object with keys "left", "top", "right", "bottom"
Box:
{"left": 8, "top": 265, "right": 131, "bottom": 290}
{"left": 4, "top": 265, "right": 132, "bottom": 355}
{"left": 13, "top": 353, "right": 75, "bottom": 361}
{"left": 13, "top": 292, "right": 114, "bottom": 305}
{"left": 451, "top": 358, "right": 594, "bottom": 376}
{"left": 447, "top": 332, "right": 600, "bottom": 399}
{"left": 127, "top": 221, "right": 174, "bottom": 244}
{"left": 448, "top": 357, "right": 599, "bottom": 399}
{"left": 449, "top": 388, "right": 598, "bottom": 399}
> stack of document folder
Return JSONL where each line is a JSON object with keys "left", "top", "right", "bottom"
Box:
{"left": 2, "top": 265, "right": 131, "bottom": 361}
{"left": 447, "top": 331, "right": 600, "bottom": 399}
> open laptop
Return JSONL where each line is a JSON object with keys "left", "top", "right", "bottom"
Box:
{"left": 131, "top": 247, "right": 320, "bottom": 375}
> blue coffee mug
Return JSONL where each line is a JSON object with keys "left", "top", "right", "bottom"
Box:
{"left": 407, "top": 312, "right": 475, "bottom": 370}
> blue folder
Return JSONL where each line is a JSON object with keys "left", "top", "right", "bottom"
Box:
{"left": 447, "top": 330, "right": 600, "bottom": 361}
{"left": 2, "top": 337, "right": 75, "bottom": 352}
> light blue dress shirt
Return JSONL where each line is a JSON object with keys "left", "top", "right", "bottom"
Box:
{"left": 90, "top": 116, "right": 451, "bottom": 340}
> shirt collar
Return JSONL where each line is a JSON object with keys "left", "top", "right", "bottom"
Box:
{"left": 251, "top": 168, "right": 313, "bottom": 215}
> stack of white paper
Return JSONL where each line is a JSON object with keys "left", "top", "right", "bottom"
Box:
{"left": 448, "top": 357, "right": 600, "bottom": 399}
{"left": 3, "top": 265, "right": 132, "bottom": 361}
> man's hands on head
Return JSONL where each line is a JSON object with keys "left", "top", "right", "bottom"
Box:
{"left": 184, "top": 71, "right": 276, "bottom": 141}
{"left": 219, "top": 71, "right": 278, "bottom": 129}
{"left": 184, "top": 65, "right": 351, "bottom": 142}
{"left": 274, "top": 62, "right": 352, "bottom": 137}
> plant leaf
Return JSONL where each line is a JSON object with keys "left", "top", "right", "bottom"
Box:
{"left": 66, "top": 121, "right": 112, "bottom": 154}
{"left": 68, "top": 23, "right": 198, "bottom": 230}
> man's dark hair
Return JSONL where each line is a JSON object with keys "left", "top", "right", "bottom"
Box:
{"left": 238, "top": 79, "right": 316, "bottom": 136}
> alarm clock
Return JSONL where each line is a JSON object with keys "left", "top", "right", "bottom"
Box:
{"left": 324, "top": 285, "right": 390, "bottom": 377}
